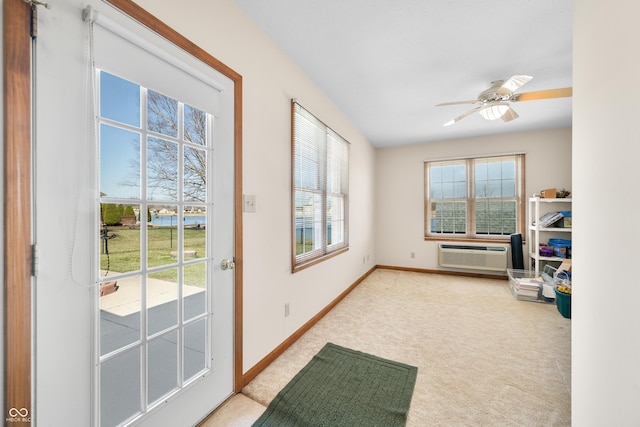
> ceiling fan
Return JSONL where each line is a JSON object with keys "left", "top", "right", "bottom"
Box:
{"left": 436, "top": 75, "right": 572, "bottom": 126}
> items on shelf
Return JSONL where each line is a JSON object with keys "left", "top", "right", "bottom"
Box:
{"left": 558, "top": 211, "right": 572, "bottom": 228}
{"left": 548, "top": 238, "right": 572, "bottom": 259}
{"left": 535, "top": 188, "right": 571, "bottom": 199}
{"left": 540, "top": 188, "right": 557, "bottom": 198}
{"left": 537, "top": 211, "right": 564, "bottom": 227}
{"left": 539, "top": 244, "right": 554, "bottom": 257}
{"left": 528, "top": 196, "right": 572, "bottom": 275}
{"left": 535, "top": 210, "right": 571, "bottom": 228}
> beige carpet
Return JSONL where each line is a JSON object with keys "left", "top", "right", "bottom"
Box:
{"left": 206, "top": 268, "right": 571, "bottom": 426}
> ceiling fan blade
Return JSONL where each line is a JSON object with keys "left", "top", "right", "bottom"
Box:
{"left": 512, "top": 87, "right": 572, "bottom": 101}
{"left": 436, "top": 100, "right": 480, "bottom": 107}
{"left": 501, "top": 107, "right": 519, "bottom": 122}
{"left": 496, "top": 75, "right": 533, "bottom": 96}
{"left": 443, "top": 106, "right": 484, "bottom": 126}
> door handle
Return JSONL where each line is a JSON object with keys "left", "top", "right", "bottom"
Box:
{"left": 221, "top": 258, "right": 235, "bottom": 270}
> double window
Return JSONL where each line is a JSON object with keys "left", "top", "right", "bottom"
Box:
{"left": 425, "top": 154, "right": 525, "bottom": 240}
{"left": 292, "top": 102, "right": 349, "bottom": 271}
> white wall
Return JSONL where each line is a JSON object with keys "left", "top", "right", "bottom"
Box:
{"left": 375, "top": 128, "right": 571, "bottom": 270}
{"left": 133, "top": 0, "right": 377, "bottom": 372}
{"left": 573, "top": 1, "right": 640, "bottom": 425}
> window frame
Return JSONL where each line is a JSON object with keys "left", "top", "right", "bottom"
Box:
{"left": 291, "top": 101, "right": 350, "bottom": 272}
{"left": 424, "top": 153, "right": 525, "bottom": 242}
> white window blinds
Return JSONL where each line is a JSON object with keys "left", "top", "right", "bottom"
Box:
{"left": 292, "top": 101, "right": 349, "bottom": 269}
{"left": 86, "top": 7, "right": 223, "bottom": 115}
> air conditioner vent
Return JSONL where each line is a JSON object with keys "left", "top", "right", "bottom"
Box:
{"left": 438, "top": 244, "right": 507, "bottom": 272}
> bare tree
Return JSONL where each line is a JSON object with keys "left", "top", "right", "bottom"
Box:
{"left": 143, "top": 90, "right": 208, "bottom": 202}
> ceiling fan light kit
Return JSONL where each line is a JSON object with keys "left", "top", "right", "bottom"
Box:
{"left": 478, "top": 103, "right": 510, "bottom": 120}
{"left": 437, "top": 75, "right": 572, "bottom": 126}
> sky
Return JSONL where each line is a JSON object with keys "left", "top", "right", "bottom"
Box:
{"left": 99, "top": 70, "right": 208, "bottom": 202}
{"left": 100, "top": 71, "right": 142, "bottom": 199}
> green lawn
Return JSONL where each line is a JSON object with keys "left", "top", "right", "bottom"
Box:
{"left": 100, "top": 226, "right": 207, "bottom": 287}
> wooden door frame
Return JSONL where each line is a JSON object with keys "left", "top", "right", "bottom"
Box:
{"left": 4, "top": 0, "right": 33, "bottom": 423}
{"left": 3, "top": 1, "right": 244, "bottom": 422}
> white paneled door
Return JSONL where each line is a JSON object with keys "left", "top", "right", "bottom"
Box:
{"left": 33, "top": 1, "right": 236, "bottom": 426}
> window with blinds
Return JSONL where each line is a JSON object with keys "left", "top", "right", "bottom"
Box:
{"left": 424, "top": 154, "right": 525, "bottom": 241}
{"left": 292, "top": 101, "right": 349, "bottom": 271}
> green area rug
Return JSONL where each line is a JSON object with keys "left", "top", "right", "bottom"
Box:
{"left": 252, "top": 343, "right": 418, "bottom": 427}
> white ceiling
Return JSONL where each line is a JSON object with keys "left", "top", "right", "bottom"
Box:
{"left": 233, "top": 0, "right": 573, "bottom": 148}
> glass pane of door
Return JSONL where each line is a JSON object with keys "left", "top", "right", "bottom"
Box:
{"left": 100, "top": 347, "right": 142, "bottom": 426}
{"left": 148, "top": 330, "right": 179, "bottom": 404}
{"left": 98, "top": 70, "right": 211, "bottom": 423}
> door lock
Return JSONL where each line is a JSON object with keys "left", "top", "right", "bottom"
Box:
{"left": 221, "top": 258, "right": 235, "bottom": 270}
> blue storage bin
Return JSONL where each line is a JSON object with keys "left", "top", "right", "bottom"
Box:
{"left": 548, "top": 238, "right": 571, "bottom": 258}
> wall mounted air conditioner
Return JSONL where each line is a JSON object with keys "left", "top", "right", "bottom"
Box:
{"left": 437, "top": 243, "right": 508, "bottom": 272}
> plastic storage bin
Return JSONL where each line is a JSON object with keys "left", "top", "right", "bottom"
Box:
{"left": 554, "top": 287, "right": 571, "bottom": 318}
{"left": 553, "top": 269, "right": 572, "bottom": 318}
{"left": 539, "top": 246, "right": 554, "bottom": 257}
{"left": 507, "top": 268, "right": 555, "bottom": 303}
{"left": 548, "top": 238, "right": 572, "bottom": 259}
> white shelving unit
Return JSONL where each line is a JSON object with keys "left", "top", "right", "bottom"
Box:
{"left": 528, "top": 197, "right": 572, "bottom": 275}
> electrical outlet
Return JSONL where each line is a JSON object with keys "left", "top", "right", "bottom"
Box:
{"left": 243, "top": 194, "right": 256, "bottom": 213}
{"left": 411, "top": 252, "right": 415, "bottom": 259}
{"left": 285, "top": 303, "right": 290, "bottom": 317}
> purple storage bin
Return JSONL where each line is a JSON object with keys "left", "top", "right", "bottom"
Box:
{"left": 540, "top": 246, "right": 554, "bottom": 257}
